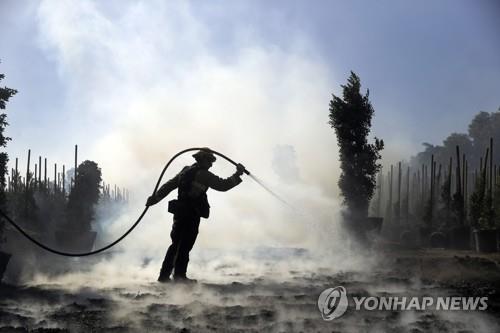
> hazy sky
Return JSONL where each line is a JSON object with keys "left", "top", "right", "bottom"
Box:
{"left": 1, "top": 0, "right": 499, "bottom": 188}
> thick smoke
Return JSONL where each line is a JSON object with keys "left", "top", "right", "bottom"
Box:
{"left": 24, "top": 0, "right": 376, "bottom": 286}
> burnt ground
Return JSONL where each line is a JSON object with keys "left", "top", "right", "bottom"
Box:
{"left": 1, "top": 248, "right": 500, "bottom": 332}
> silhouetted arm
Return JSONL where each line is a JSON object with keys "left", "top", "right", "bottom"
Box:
{"left": 146, "top": 167, "right": 188, "bottom": 206}
{"left": 195, "top": 169, "right": 242, "bottom": 192}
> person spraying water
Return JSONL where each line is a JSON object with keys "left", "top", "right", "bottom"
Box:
{"left": 0, "top": 147, "right": 293, "bottom": 282}
{"left": 146, "top": 148, "right": 246, "bottom": 283}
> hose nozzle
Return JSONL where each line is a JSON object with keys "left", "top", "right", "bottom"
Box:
{"left": 204, "top": 148, "right": 250, "bottom": 175}
{"left": 236, "top": 162, "right": 251, "bottom": 175}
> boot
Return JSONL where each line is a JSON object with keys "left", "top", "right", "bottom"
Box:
{"left": 157, "top": 272, "right": 172, "bottom": 283}
{"left": 173, "top": 275, "right": 197, "bottom": 284}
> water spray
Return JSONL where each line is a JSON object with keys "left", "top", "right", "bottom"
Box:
{"left": 0, "top": 147, "right": 291, "bottom": 257}
{"left": 248, "top": 174, "right": 293, "bottom": 208}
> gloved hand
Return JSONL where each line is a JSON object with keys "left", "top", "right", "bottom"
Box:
{"left": 146, "top": 195, "right": 158, "bottom": 207}
{"left": 235, "top": 163, "right": 246, "bottom": 177}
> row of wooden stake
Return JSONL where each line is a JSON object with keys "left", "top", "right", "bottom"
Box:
{"left": 375, "top": 137, "right": 498, "bottom": 227}
{"left": 6, "top": 145, "right": 128, "bottom": 202}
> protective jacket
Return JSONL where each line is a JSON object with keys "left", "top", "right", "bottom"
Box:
{"left": 152, "top": 163, "right": 242, "bottom": 218}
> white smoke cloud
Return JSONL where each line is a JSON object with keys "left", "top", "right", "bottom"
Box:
{"left": 31, "top": 0, "right": 367, "bottom": 283}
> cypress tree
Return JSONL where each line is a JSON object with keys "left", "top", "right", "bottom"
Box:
{"left": 329, "top": 72, "right": 384, "bottom": 230}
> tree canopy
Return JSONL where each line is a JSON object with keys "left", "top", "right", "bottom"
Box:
{"left": 0, "top": 69, "right": 18, "bottom": 244}
{"left": 411, "top": 108, "right": 500, "bottom": 169}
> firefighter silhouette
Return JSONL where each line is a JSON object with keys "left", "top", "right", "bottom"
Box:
{"left": 146, "top": 149, "right": 245, "bottom": 283}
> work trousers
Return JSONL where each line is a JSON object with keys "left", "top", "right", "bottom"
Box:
{"left": 159, "top": 213, "right": 200, "bottom": 279}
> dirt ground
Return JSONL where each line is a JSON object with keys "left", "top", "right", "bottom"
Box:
{"left": 1, "top": 247, "right": 500, "bottom": 332}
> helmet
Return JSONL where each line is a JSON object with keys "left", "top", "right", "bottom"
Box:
{"left": 192, "top": 148, "right": 216, "bottom": 163}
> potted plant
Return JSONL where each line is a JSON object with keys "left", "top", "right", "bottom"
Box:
{"left": 418, "top": 225, "right": 432, "bottom": 247}
{"left": 366, "top": 217, "right": 384, "bottom": 235}
{"left": 430, "top": 230, "right": 447, "bottom": 248}
{"left": 400, "top": 228, "right": 418, "bottom": 248}
{"left": 448, "top": 225, "right": 471, "bottom": 249}
{"left": 473, "top": 218, "right": 497, "bottom": 253}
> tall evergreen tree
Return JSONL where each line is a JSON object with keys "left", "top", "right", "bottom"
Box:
{"left": 0, "top": 69, "right": 18, "bottom": 244}
{"left": 329, "top": 72, "right": 384, "bottom": 225}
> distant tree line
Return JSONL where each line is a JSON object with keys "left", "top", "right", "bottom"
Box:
{"left": 411, "top": 109, "right": 500, "bottom": 169}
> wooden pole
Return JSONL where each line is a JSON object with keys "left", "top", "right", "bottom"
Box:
{"left": 490, "top": 137, "right": 493, "bottom": 201}
{"left": 377, "top": 169, "right": 383, "bottom": 217}
{"left": 38, "top": 156, "right": 42, "bottom": 188}
{"left": 456, "top": 146, "right": 463, "bottom": 225}
{"left": 483, "top": 150, "right": 489, "bottom": 212}
{"left": 437, "top": 163, "right": 442, "bottom": 199}
{"left": 495, "top": 165, "right": 498, "bottom": 198}
{"left": 44, "top": 158, "right": 47, "bottom": 189}
{"left": 62, "top": 165, "right": 66, "bottom": 195}
{"left": 421, "top": 164, "right": 425, "bottom": 207}
{"left": 430, "top": 154, "right": 434, "bottom": 207}
{"left": 406, "top": 166, "right": 410, "bottom": 224}
{"left": 448, "top": 157, "right": 452, "bottom": 209}
{"left": 54, "top": 163, "right": 57, "bottom": 192}
{"left": 437, "top": 163, "right": 442, "bottom": 191}
{"left": 15, "top": 157, "right": 18, "bottom": 189}
{"left": 456, "top": 146, "right": 462, "bottom": 197}
{"left": 462, "top": 155, "right": 466, "bottom": 211}
{"left": 413, "top": 172, "right": 417, "bottom": 217}
{"left": 10, "top": 168, "right": 13, "bottom": 191}
{"left": 74, "top": 144, "right": 78, "bottom": 187}
{"left": 432, "top": 159, "right": 436, "bottom": 199}
{"left": 26, "top": 149, "right": 31, "bottom": 189}
{"left": 398, "top": 161, "right": 402, "bottom": 225}
{"left": 417, "top": 169, "right": 420, "bottom": 213}
{"left": 462, "top": 153, "right": 466, "bottom": 198}
{"left": 464, "top": 160, "right": 469, "bottom": 220}
{"left": 389, "top": 165, "right": 393, "bottom": 224}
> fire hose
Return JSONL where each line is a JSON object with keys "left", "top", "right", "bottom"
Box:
{"left": 0, "top": 147, "right": 251, "bottom": 257}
